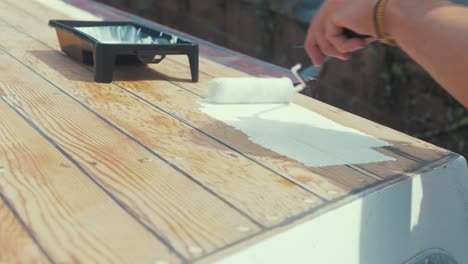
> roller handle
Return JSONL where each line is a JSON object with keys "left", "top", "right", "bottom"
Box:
{"left": 342, "top": 28, "right": 371, "bottom": 39}
{"left": 292, "top": 29, "right": 370, "bottom": 88}
{"left": 295, "top": 29, "right": 370, "bottom": 49}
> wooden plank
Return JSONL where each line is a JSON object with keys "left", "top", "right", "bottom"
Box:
{"left": 0, "top": 4, "right": 324, "bottom": 230}
{"left": 0, "top": 99, "right": 180, "bottom": 263}
{"left": 0, "top": 47, "right": 266, "bottom": 260}
{"left": 1, "top": 0, "right": 384, "bottom": 200}
{"left": 0, "top": 197, "right": 50, "bottom": 263}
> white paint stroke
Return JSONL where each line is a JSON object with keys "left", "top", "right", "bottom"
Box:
{"left": 198, "top": 101, "right": 395, "bottom": 167}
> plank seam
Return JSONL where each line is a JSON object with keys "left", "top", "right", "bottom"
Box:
{"left": 3, "top": 1, "right": 432, "bottom": 196}
{"left": 193, "top": 152, "right": 460, "bottom": 262}
{"left": 0, "top": 84, "right": 189, "bottom": 263}
{"left": 111, "top": 81, "right": 328, "bottom": 202}
{"left": 383, "top": 146, "right": 425, "bottom": 163}
{"left": 347, "top": 164, "right": 384, "bottom": 181}
{"left": 4, "top": 2, "right": 332, "bottom": 201}
{"left": 0, "top": 14, "right": 331, "bottom": 201}
{"left": 194, "top": 173, "right": 410, "bottom": 262}
{"left": 0, "top": 45, "right": 264, "bottom": 229}
{"left": 0, "top": 186, "right": 55, "bottom": 263}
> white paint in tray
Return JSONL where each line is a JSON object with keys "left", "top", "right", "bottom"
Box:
{"left": 198, "top": 101, "right": 395, "bottom": 167}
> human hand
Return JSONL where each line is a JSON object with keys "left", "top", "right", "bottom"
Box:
{"left": 305, "top": 0, "right": 379, "bottom": 66}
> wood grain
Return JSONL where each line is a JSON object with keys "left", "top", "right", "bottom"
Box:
{"left": 0, "top": 8, "right": 324, "bottom": 230}
{"left": 2, "top": 0, "right": 451, "bottom": 156}
{"left": 9, "top": 0, "right": 453, "bottom": 204}
{"left": 0, "top": 198, "right": 50, "bottom": 263}
{"left": 0, "top": 46, "right": 267, "bottom": 260}
{"left": 0, "top": 99, "right": 180, "bottom": 263}
{"left": 0, "top": 0, "right": 386, "bottom": 200}
{"left": 3, "top": 0, "right": 447, "bottom": 198}
{"left": 110, "top": 59, "right": 429, "bottom": 188}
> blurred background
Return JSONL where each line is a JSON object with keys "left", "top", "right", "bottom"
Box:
{"left": 98, "top": 0, "right": 468, "bottom": 158}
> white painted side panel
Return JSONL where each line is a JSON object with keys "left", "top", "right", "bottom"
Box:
{"left": 217, "top": 157, "right": 468, "bottom": 264}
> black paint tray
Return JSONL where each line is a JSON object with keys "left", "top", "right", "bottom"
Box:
{"left": 49, "top": 20, "right": 199, "bottom": 83}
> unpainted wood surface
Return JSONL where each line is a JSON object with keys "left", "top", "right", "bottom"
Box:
{"left": 0, "top": 18, "right": 323, "bottom": 226}
{"left": 0, "top": 198, "right": 49, "bottom": 264}
{"left": 0, "top": 0, "right": 458, "bottom": 263}
{"left": 0, "top": 98, "right": 179, "bottom": 263}
{"left": 0, "top": 43, "right": 266, "bottom": 260}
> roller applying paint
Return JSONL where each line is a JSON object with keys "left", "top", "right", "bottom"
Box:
{"left": 207, "top": 29, "right": 370, "bottom": 104}
{"left": 207, "top": 64, "right": 307, "bottom": 104}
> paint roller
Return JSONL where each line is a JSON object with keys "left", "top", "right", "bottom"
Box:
{"left": 207, "top": 29, "right": 370, "bottom": 104}
{"left": 207, "top": 64, "right": 307, "bottom": 104}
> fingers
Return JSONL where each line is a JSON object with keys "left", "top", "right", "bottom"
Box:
{"left": 306, "top": 30, "right": 352, "bottom": 65}
{"left": 306, "top": 29, "right": 350, "bottom": 65}
{"left": 304, "top": 38, "right": 326, "bottom": 66}
{"left": 305, "top": 18, "right": 326, "bottom": 66}
{"left": 306, "top": 24, "right": 367, "bottom": 65}
{"left": 317, "top": 27, "right": 350, "bottom": 60}
{"left": 325, "top": 22, "right": 367, "bottom": 53}
{"left": 305, "top": 5, "right": 370, "bottom": 66}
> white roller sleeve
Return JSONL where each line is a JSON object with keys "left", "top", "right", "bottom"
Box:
{"left": 207, "top": 77, "right": 296, "bottom": 104}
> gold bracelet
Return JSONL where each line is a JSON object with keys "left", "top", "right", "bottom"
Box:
{"left": 374, "top": 0, "right": 398, "bottom": 46}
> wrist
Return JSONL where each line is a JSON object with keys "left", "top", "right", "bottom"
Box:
{"left": 372, "top": 0, "right": 399, "bottom": 45}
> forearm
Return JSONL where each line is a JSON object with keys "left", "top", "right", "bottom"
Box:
{"left": 387, "top": 0, "right": 468, "bottom": 107}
